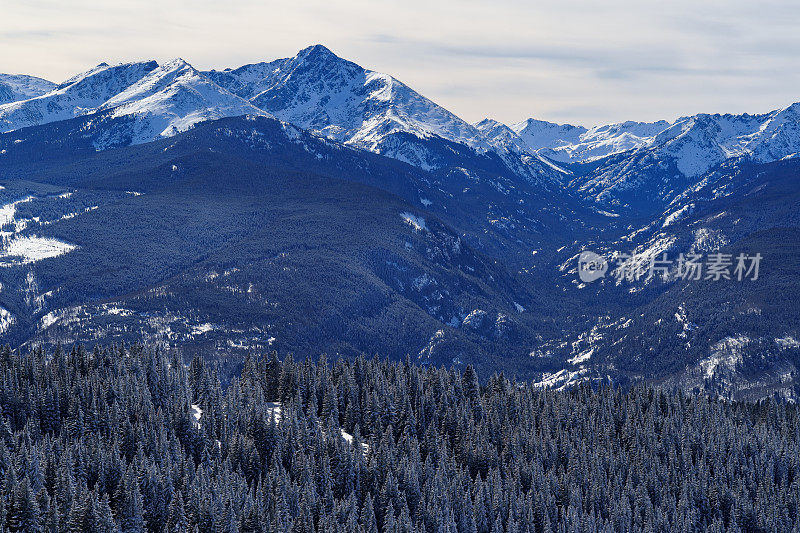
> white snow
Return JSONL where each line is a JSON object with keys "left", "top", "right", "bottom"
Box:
{"left": 531, "top": 368, "right": 589, "bottom": 391}
{"left": 340, "top": 429, "right": 370, "bottom": 454}
{"left": 674, "top": 304, "right": 698, "bottom": 338}
{"left": 662, "top": 203, "right": 694, "bottom": 228}
{"left": 511, "top": 118, "right": 669, "bottom": 164}
{"left": 509, "top": 103, "right": 800, "bottom": 177}
{"left": 0, "top": 61, "right": 158, "bottom": 132}
{"left": 241, "top": 401, "right": 364, "bottom": 453}
{"left": 0, "top": 196, "right": 35, "bottom": 228}
{"left": 190, "top": 404, "right": 203, "bottom": 427}
{"left": 206, "top": 47, "right": 562, "bottom": 181}
{"left": 0, "top": 306, "right": 14, "bottom": 334}
{"left": 265, "top": 402, "right": 282, "bottom": 423}
{"left": 40, "top": 311, "right": 59, "bottom": 329}
{"left": 191, "top": 322, "right": 214, "bottom": 336}
{"left": 104, "top": 306, "right": 133, "bottom": 317}
{"left": 699, "top": 336, "right": 749, "bottom": 379}
{"left": 568, "top": 348, "right": 594, "bottom": 366}
{"left": 0, "top": 235, "right": 76, "bottom": 266}
{"left": 0, "top": 74, "right": 56, "bottom": 104}
{"left": 0, "top": 59, "right": 270, "bottom": 149}
{"left": 96, "top": 59, "right": 270, "bottom": 146}
{"left": 776, "top": 336, "right": 800, "bottom": 349}
{"left": 462, "top": 309, "right": 487, "bottom": 330}
{"left": 400, "top": 212, "right": 427, "bottom": 232}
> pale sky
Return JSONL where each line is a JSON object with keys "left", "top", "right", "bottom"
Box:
{"left": 1, "top": 0, "right": 799, "bottom": 127}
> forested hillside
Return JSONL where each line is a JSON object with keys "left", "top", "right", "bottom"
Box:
{"left": 1, "top": 345, "right": 798, "bottom": 532}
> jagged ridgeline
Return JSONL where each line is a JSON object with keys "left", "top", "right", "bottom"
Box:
{"left": 0, "top": 345, "right": 798, "bottom": 532}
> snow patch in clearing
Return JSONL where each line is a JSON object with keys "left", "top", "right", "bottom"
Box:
{"left": 663, "top": 203, "right": 694, "bottom": 228}
{"left": 190, "top": 404, "right": 203, "bottom": 427}
{"left": 40, "top": 311, "right": 59, "bottom": 329}
{"left": 191, "top": 322, "right": 214, "bottom": 336}
{"left": 340, "top": 429, "right": 370, "bottom": 454}
{"left": 0, "top": 235, "right": 76, "bottom": 266}
{"left": 104, "top": 306, "right": 133, "bottom": 317}
{"left": 532, "top": 368, "right": 589, "bottom": 391}
{"left": 0, "top": 307, "right": 14, "bottom": 334}
{"left": 400, "top": 212, "right": 427, "bottom": 232}
{"left": 568, "top": 348, "right": 593, "bottom": 365}
{"left": 699, "top": 336, "right": 749, "bottom": 379}
{"left": 0, "top": 196, "right": 35, "bottom": 227}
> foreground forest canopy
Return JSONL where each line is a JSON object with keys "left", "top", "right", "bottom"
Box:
{"left": 0, "top": 346, "right": 799, "bottom": 532}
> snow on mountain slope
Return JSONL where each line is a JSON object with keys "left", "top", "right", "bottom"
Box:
{"left": 208, "top": 45, "right": 487, "bottom": 152}
{"left": 205, "top": 61, "right": 285, "bottom": 101}
{"left": 1, "top": 47, "right": 564, "bottom": 181}
{"left": 559, "top": 103, "right": 800, "bottom": 214}
{"left": 474, "top": 118, "right": 571, "bottom": 176}
{"left": 0, "top": 74, "right": 56, "bottom": 105}
{"left": 3, "top": 46, "right": 796, "bottom": 188}
{"left": 0, "top": 59, "right": 270, "bottom": 149}
{"left": 511, "top": 119, "right": 587, "bottom": 154}
{"left": 474, "top": 118, "right": 536, "bottom": 155}
{"left": 510, "top": 118, "right": 670, "bottom": 164}
{"left": 0, "top": 62, "right": 158, "bottom": 132}
{"left": 206, "top": 45, "right": 563, "bottom": 180}
{"left": 652, "top": 104, "right": 800, "bottom": 176}
{"left": 512, "top": 103, "right": 800, "bottom": 178}
{"left": 747, "top": 103, "right": 800, "bottom": 162}
{"left": 93, "top": 59, "right": 269, "bottom": 146}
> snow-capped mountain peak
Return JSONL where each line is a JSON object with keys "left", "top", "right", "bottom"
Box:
{"left": 90, "top": 58, "right": 270, "bottom": 146}
{"left": 0, "top": 61, "right": 158, "bottom": 132}
{"left": 0, "top": 74, "right": 56, "bottom": 105}
{"left": 5, "top": 46, "right": 796, "bottom": 196}
{"left": 205, "top": 45, "right": 565, "bottom": 181}
{"left": 507, "top": 104, "right": 800, "bottom": 182}
{"left": 510, "top": 118, "right": 587, "bottom": 153}
{"left": 475, "top": 118, "right": 541, "bottom": 155}
{"left": 510, "top": 118, "right": 671, "bottom": 164}
{"left": 0, "top": 58, "right": 270, "bottom": 149}
{"left": 242, "top": 44, "right": 483, "bottom": 151}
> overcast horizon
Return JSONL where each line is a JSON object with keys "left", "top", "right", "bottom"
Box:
{"left": 2, "top": 0, "right": 799, "bottom": 127}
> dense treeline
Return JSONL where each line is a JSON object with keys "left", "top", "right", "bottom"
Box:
{"left": 0, "top": 345, "right": 799, "bottom": 532}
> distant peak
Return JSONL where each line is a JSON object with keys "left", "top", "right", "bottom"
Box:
{"left": 302, "top": 44, "right": 334, "bottom": 54}
{"left": 297, "top": 44, "right": 339, "bottom": 62}
{"left": 161, "top": 57, "right": 191, "bottom": 68}
{"left": 474, "top": 118, "right": 514, "bottom": 133}
{"left": 782, "top": 101, "right": 800, "bottom": 113}
{"left": 57, "top": 60, "right": 158, "bottom": 89}
{"left": 155, "top": 58, "right": 198, "bottom": 76}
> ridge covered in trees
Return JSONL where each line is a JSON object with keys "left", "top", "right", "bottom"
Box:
{"left": 0, "top": 345, "right": 799, "bottom": 532}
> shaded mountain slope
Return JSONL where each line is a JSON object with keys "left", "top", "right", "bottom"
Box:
{"left": 0, "top": 116, "right": 568, "bottom": 378}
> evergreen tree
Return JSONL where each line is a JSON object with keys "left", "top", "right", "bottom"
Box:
{"left": 7, "top": 478, "right": 41, "bottom": 533}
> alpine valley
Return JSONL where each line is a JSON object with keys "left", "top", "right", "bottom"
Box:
{"left": 0, "top": 45, "right": 798, "bottom": 401}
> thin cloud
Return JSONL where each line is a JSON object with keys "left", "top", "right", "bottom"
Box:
{"left": 1, "top": 0, "right": 799, "bottom": 126}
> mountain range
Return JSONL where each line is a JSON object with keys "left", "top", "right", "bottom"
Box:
{"left": 0, "top": 45, "right": 797, "bottom": 400}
